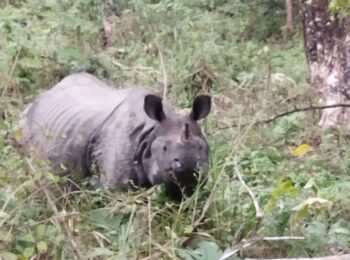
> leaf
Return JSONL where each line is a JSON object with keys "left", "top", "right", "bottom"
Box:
{"left": 43, "top": 0, "right": 59, "bottom": 8}
{"left": 305, "top": 221, "right": 328, "bottom": 249}
{"left": 57, "top": 47, "right": 83, "bottom": 62}
{"left": 177, "top": 248, "right": 199, "bottom": 260}
{"left": 262, "top": 45, "right": 269, "bottom": 53}
{"left": 0, "top": 210, "right": 10, "bottom": 220}
{"left": 176, "top": 241, "right": 222, "bottom": 260}
{"left": 184, "top": 225, "right": 193, "bottom": 234}
{"left": 292, "top": 197, "right": 333, "bottom": 212}
{"left": 303, "top": 178, "right": 315, "bottom": 189}
{"left": 14, "top": 128, "right": 23, "bottom": 141}
{"left": 20, "top": 57, "right": 43, "bottom": 69}
{"left": 306, "top": 221, "right": 327, "bottom": 236}
{"left": 87, "top": 209, "right": 123, "bottom": 231}
{"left": 291, "top": 143, "right": 312, "bottom": 157}
{"left": 0, "top": 252, "right": 17, "bottom": 260}
{"left": 267, "top": 177, "right": 298, "bottom": 211}
{"left": 165, "top": 226, "right": 177, "bottom": 239}
{"left": 0, "top": 231, "right": 12, "bottom": 242}
{"left": 20, "top": 234, "right": 35, "bottom": 243}
{"left": 37, "top": 241, "right": 48, "bottom": 254}
{"left": 171, "top": 230, "right": 178, "bottom": 239}
{"left": 298, "top": 204, "right": 310, "bottom": 218}
{"left": 333, "top": 227, "right": 350, "bottom": 235}
{"left": 87, "top": 248, "right": 114, "bottom": 258}
{"left": 196, "top": 241, "right": 222, "bottom": 260}
{"left": 22, "top": 247, "right": 35, "bottom": 258}
{"left": 59, "top": 163, "right": 67, "bottom": 171}
{"left": 36, "top": 224, "right": 46, "bottom": 239}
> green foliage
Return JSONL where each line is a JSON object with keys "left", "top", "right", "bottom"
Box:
{"left": 0, "top": 0, "right": 103, "bottom": 98}
{"left": 1, "top": 0, "right": 350, "bottom": 259}
{"left": 329, "top": 0, "right": 350, "bottom": 17}
{"left": 177, "top": 241, "right": 222, "bottom": 260}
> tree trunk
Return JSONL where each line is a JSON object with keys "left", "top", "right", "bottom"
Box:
{"left": 102, "top": 0, "right": 122, "bottom": 47}
{"left": 300, "top": 0, "right": 350, "bottom": 127}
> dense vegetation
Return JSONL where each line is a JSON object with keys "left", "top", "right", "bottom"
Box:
{"left": 1, "top": 0, "right": 349, "bottom": 259}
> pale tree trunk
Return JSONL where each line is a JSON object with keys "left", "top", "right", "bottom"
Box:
{"left": 102, "top": 0, "right": 122, "bottom": 47}
{"left": 300, "top": 0, "right": 350, "bottom": 127}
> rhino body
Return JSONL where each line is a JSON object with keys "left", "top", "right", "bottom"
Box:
{"left": 20, "top": 73, "right": 211, "bottom": 199}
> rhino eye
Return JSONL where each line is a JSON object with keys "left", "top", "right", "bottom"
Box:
{"left": 163, "top": 146, "right": 167, "bottom": 151}
{"left": 199, "top": 145, "right": 202, "bottom": 150}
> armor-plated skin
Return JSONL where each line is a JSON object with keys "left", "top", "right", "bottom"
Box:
{"left": 20, "top": 73, "right": 211, "bottom": 199}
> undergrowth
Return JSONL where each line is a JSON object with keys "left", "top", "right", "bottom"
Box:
{"left": 1, "top": 0, "right": 349, "bottom": 259}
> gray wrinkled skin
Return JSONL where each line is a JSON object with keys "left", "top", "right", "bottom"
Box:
{"left": 20, "top": 73, "right": 211, "bottom": 199}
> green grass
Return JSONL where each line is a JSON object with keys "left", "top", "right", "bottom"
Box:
{"left": 1, "top": 0, "right": 350, "bottom": 259}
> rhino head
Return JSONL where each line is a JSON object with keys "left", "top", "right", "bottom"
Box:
{"left": 134, "top": 94, "right": 211, "bottom": 200}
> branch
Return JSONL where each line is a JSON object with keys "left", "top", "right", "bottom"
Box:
{"left": 209, "top": 103, "right": 350, "bottom": 135}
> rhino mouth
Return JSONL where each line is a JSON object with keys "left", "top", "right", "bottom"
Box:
{"left": 167, "top": 167, "right": 199, "bottom": 188}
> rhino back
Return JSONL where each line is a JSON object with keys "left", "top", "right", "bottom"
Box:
{"left": 21, "top": 73, "right": 130, "bottom": 171}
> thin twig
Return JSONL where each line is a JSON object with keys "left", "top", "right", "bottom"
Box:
{"left": 33, "top": 212, "right": 80, "bottom": 225}
{"left": 148, "top": 196, "right": 152, "bottom": 257}
{"left": 121, "top": 203, "right": 136, "bottom": 252}
{"left": 111, "top": 59, "right": 130, "bottom": 70}
{"left": 111, "top": 59, "right": 163, "bottom": 86}
{"left": 219, "top": 236, "right": 305, "bottom": 260}
{"left": 154, "top": 43, "right": 168, "bottom": 99}
{"left": 2, "top": 48, "right": 21, "bottom": 98}
{"left": 142, "top": 252, "right": 162, "bottom": 260}
{"left": 263, "top": 236, "right": 305, "bottom": 241}
{"left": 152, "top": 241, "right": 177, "bottom": 259}
{"left": 234, "top": 156, "right": 263, "bottom": 219}
{"left": 209, "top": 103, "right": 350, "bottom": 135}
{"left": 91, "top": 230, "right": 111, "bottom": 247}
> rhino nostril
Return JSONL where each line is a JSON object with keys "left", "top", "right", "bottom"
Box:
{"left": 172, "top": 159, "right": 181, "bottom": 171}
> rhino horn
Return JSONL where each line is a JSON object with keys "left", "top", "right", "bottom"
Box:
{"left": 180, "top": 122, "right": 192, "bottom": 142}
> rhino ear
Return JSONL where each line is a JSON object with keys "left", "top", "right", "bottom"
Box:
{"left": 189, "top": 95, "right": 211, "bottom": 121}
{"left": 144, "top": 95, "right": 166, "bottom": 122}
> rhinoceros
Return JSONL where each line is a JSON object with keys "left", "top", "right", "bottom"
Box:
{"left": 20, "top": 73, "right": 211, "bottom": 199}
